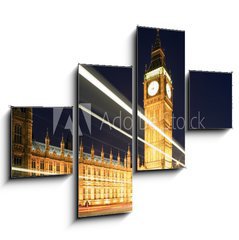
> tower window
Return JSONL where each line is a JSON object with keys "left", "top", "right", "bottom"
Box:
{"left": 14, "top": 125, "right": 22, "bottom": 144}
{"left": 83, "top": 188, "right": 86, "bottom": 200}
{"left": 40, "top": 161, "right": 44, "bottom": 170}
{"left": 56, "top": 164, "right": 60, "bottom": 172}
{"left": 13, "top": 157, "right": 22, "bottom": 166}
{"left": 64, "top": 164, "right": 67, "bottom": 173}
{"left": 32, "top": 161, "right": 36, "bottom": 169}
{"left": 49, "top": 163, "right": 53, "bottom": 171}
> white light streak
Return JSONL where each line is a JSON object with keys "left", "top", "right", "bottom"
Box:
{"left": 137, "top": 111, "right": 185, "bottom": 155}
{"left": 79, "top": 105, "right": 185, "bottom": 168}
{"left": 12, "top": 167, "right": 59, "bottom": 175}
{"left": 79, "top": 104, "right": 131, "bottom": 139}
{"left": 78, "top": 65, "right": 185, "bottom": 155}
{"left": 78, "top": 65, "right": 132, "bottom": 114}
{"left": 138, "top": 137, "right": 185, "bottom": 167}
{"left": 78, "top": 175, "right": 132, "bottom": 184}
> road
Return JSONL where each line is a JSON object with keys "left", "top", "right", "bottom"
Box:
{"left": 78, "top": 202, "right": 132, "bottom": 218}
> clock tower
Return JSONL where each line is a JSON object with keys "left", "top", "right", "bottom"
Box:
{"left": 143, "top": 29, "right": 173, "bottom": 170}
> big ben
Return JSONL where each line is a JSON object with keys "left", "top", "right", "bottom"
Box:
{"left": 143, "top": 29, "right": 173, "bottom": 170}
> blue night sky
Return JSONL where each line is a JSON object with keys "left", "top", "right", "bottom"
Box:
{"left": 189, "top": 71, "right": 232, "bottom": 129}
{"left": 33, "top": 107, "right": 72, "bottom": 147}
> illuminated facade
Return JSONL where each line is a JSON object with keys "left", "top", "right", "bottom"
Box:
{"left": 142, "top": 29, "right": 173, "bottom": 170}
{"left": 78, "top": 142, "right": 132, "bottom": 209}
{"left": 11, "top": 107, "right": 73, "bottom": 177}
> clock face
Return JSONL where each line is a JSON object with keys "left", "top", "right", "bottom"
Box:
{"left": 148, "top": 81, "right": 159, "bottom": 97}
{"left": 166, "top": 83, "right": 171, "bottom": 99}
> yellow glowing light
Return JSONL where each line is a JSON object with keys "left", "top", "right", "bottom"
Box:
{"left": 138, "top": 137, "right": 185, "bottom": 168}
{"left": 12, "top": 167, "right": 59, "bottom": 175}
{"left": 145, "top": 67, "right": 172, "bottom": 82}
{"left": 78, "top": 175, "right": 132, "bottom": 184}
{"left": 78, "top": 65, "right": 185, "bottom": 155}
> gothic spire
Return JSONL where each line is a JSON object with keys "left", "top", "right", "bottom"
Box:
{"left": 61, "top": 133, "right": 64, "bottom": 143}
{"left": 145, "top": 28, "right": 166, "bottom": 73}
{"left": 152, "top": 28, "right": 161, "bottom": 51}
{"left": 45, "top": 128, "right": 49, "bottom": 139}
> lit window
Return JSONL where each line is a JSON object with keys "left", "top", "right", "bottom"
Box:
{"left": 40, "top": 161, "right": 44, "bottom": 170}
{"left": 49, "top": 163, "right": 53, "bottom": 171}
{"left": 32, "top": 161, "right": 36, "bottom": 169}
{"left": 56, "top": 164, "right": 60, "bottom": 172}
{"left": 83, "top": 188, "right": 86, "bottom": 200}
{"left": 88, "top": 189, "right": 91, "bottom": 199}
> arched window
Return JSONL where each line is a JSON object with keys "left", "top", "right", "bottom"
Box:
{"left": 32, "top": 160, "right": 36, "bottom": 169}
{"left": 14, "top": 125, "right": 22, "bottom": 144}
{"left": 13, "top": 156, "right": 22, "bottom": 166}
{"left": 40, "top": 161, "right": 44, "bottom": 170}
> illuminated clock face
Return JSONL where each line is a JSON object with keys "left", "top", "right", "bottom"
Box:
{"left": 166, "top": 83, "right": 171, "bottom": 99}
{"left": 148, "top": 81, "right": 159, "bottom": 96}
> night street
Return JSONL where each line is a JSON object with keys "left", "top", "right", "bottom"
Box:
{"left": 79, "top": 203, "right": 132, "bottom": 217}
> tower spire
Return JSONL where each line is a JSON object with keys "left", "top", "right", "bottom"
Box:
{"left": 79, "top": 138, "right": 83, "bottom": 160}
{"left": 60, "top": 133, "right": 65, "bottom": 156}
{"left": 91, "top": 144, "right": 94, "bottom": 160}
{"left": 117, "top": 151, "right": 121, "bottom": 166}
{"left": 45, "top": 128, "right": 50, "bottom": 153}
{"left": 124, "top": 154, "right": 127, "bottom": 168}
{"left": 146, "top": 28, "right": 166, "bottom": 73}
{"left": 101, "top": 145, "right": 104, "bottom": 162}
{"left": 127, "top": 145, "right": 131, "bottom": 168}
{"left": 110, "top": 148, "right": 113, "bottom": 165}
{"left": 152, "top": 28, "right": 161, "bottom": 51}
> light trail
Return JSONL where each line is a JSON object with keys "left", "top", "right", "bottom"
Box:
{"left": 12, "top": 167, "right": 60, "bottom": 175}
{"left": 78, "top": 65, "right": 185, "bottom": 155}
{"left": 78, "top": 175, "right": 132, "bottom": 184}
{"left": 138, "top": 137, "right": 185, "bottom": 167}
{"left": 79, "top": 104, "right": 131, "bottom": 139}
{"left": 79, "top": 104, "right": 185, "bottom": 167}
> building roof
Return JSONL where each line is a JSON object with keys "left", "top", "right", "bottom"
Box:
{"left": 32, "top": 141, "right": 73, "bottom": 157}
{"left": 82, "top": 152, "right": 124, "bottom": 167}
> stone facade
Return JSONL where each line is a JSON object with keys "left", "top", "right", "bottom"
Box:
{"left": 11, "top": 107, "right": 73, "bottom": 177}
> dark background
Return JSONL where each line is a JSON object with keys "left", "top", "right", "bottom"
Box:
{"left": 189, "top": 71, "right": 232, "bottom": 129}
{"left": 78, "top": 65, "right": 132, "bottom": 161}
{"left": 33, "top": 107, "right": 73, "bottom": 147}
{"left": 137, "top": 26, "right": 185, "bottom": 164}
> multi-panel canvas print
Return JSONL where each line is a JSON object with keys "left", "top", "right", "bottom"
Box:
{"left": 78, "top": 64, "right": 133, "bottom": 218}
{"left": 11, "top": 107, "right": 73, "bottom": 178}
{"left": 137, "top": 26, "right": 185, "bottom": 171}
{"left": 189, "top": 71, "right": 232, "bottom": 129}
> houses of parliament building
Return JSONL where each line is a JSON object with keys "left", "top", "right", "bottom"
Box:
{"left": 11, "top": 107, "right": 73, "bottom": 177}
{"left": 78, "top": 141, "right": 132, "bottom": 213}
